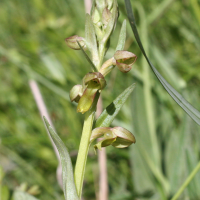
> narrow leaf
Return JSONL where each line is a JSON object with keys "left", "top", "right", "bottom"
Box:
{"left": 85, "top": 14, "right": 99, "bottom": 66}
{"left": 125, "top": 0, "right": 200, "bottom": 126}
{"left": 95, "top": 83, "right": 136, "bottom": 128}
{"left": 43, "top": 117, "right": 79, "bottom": 200}
{"left": 77, "top": 41, "right": 98, "bottom": 72}
{"left": 13, "top": 190, "right": 39, "bottom": 200}
{"left": 116, "top": 19, "right": 126, "bottom": 51}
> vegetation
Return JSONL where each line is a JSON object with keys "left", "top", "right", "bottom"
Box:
{"left": 0, "top": 0, "right": 200, "bottom": 199}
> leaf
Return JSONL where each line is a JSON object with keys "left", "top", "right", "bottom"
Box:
{"left": 85, "top": 13, "right": 99, "bottom": 66}
{"left": 95, "top": 83, "right": 136, "bottom": 128}
{"left": 43, "top": 117, "right": 79, "bottom": 200}
{"left": 13, "top": 190, "right": 39, "bottom": 200}
{"left": 116, "top": 19, "right": 126, "bottom": 51}
{"left": 124, "top": 0, "right": 200, "bottom": 126}
{"left": 77, "top": 41, "right": 98, "bottom": 72}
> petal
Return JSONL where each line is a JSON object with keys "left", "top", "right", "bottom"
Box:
{"left": 90, "top": 127, "right": 113, "bottom": 143}
{"left": 83, "top": 72, "right": 106, "bottom": 90}
{"left": 114, "top": 50, "right": 137, "bottom": 73}
{"left": 112, "top": 126, "right": 136, "bottom": 143}
{"left": 116, "top": 62, "right": 132, "bottom": 73}
{"left": 93, "top": 137, "right": 117, "bottom": 154}
{"left": 69, "top": 85, "right": 83, "bottom": 103}
{"left": 77, "top": 86, "right": 98, "bottom": 114}
{"left": 114, "top": 50, "right": 136, "bottom": 61}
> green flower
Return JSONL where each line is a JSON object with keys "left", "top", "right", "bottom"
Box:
{"left": 77, "top": 72, "right": 106, "bottom": 114}
{"left": 114, "top": 50, "right": 137, "bottom": 73}
{"left": 90, "top": 126, "right": 136, "bottom": 153}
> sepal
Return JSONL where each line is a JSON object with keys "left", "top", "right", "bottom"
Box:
{"left": 114, "top": 50, "right": 137, "bottom": 73}
{"left": 69, "top": 85, "right": 83, "bottom": 103}
{"left": 65, "top": 35, "right": 86, "bottom": 50}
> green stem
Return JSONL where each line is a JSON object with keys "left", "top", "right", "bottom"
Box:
{"left": 74, "top": 93, "right": 99, "bottom": 198}
{"left": 98, "top": 43, "right": 106, "bottom": 70}
{"left": 171, "top": 161, "right": 200, "bottom": 200}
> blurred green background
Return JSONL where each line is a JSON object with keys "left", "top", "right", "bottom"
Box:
{"left": 0, "top": 0, "right": 200, "bottom": 199}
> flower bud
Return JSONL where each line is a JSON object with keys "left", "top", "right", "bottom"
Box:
{"left": 102, "top": 8, "right": 112, "bottom": 27}
{"left": 114, "top": 50, "right": 137, "bottom": 73}
{"left": 92, "top": 8, "right": 101, "bottom": 24}
{"left": 90, "top": 126, "right": 136, "bottom": 152}
{"left": 69, "top": 85, "right": 83, "bottom": 103}
{"left": 96, "top": 0, "right": 107, "bottom": 15}
{"left": 77, "top": 72, "right": 106, "bottom": 114}
{"left": 65, "top": 35, "right": 86, "bottom": 50}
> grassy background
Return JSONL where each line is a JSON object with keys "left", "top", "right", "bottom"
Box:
{"left": 0, "top": 0, "right": 200, "bottom": 199}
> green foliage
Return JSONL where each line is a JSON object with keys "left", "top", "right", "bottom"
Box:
{"left": 95, "top": 83, "right": 136, "bottom": 128}
{"left": 125, "top": 0, "right": 200, "bottom": 126}
{"left": 43, "top": 117, "right": 79, "bottom": 200}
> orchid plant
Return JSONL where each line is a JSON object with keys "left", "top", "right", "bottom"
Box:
{"left": 44, "top": 0, "right": 137, "bottom": 199}
{"left": 15, "top": 0, "right": 200, "bottom": 199}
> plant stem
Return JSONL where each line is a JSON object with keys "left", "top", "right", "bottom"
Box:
{"left": 171, "top": 160, "right": 200, "bottom": 200}
{"left": 74, "top": 93, "right": 100, "bottom": 198}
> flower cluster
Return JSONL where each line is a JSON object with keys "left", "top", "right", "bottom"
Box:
{"left": 65, "top": 0, "right": 137, "bottom": 151}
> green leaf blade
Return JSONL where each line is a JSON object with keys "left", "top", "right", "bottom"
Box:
{"left": 124, "top": 0, "right": 200, "bottom": 126}
{"left": 85, "top": 13, "right": 99, "bottom": 66}
{"left": 77, "top": 40, "right": 98, "bottom": 72}
{"left": 43, "top": 117, "right": 79, "bottom": 200}
{"left": 116, "top": 19, "right": 126, "bottom": 51}
{"left": 95, "top": 83, "right": 136, "bottom": 128}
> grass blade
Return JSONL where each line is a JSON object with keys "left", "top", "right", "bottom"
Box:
{"left": 95, "top": 83, "right": 136, "bottom": 128}
{"left": 171, "top": 159, "right": 200, "bottom": 200}
{"left": 125, "top": 0, "right": 200, "bottom": 126}
{"left": 43, "top": 117, "right": 79, "bottom": 200}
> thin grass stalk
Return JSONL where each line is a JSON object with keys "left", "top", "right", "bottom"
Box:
{"left": 29, "top": 80, "right": 63, "bottom": 188}
{"left": 84, "top": 0, "right": 92, "bottom": 14}
{"left": 96, "top": 97, "right": 108, "bottom": 200}
{"left": 135, "top": 2, "right": 160, "bottom": 168}
{"left": 171, "top": 161, "right": 200, "bottom": 200}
